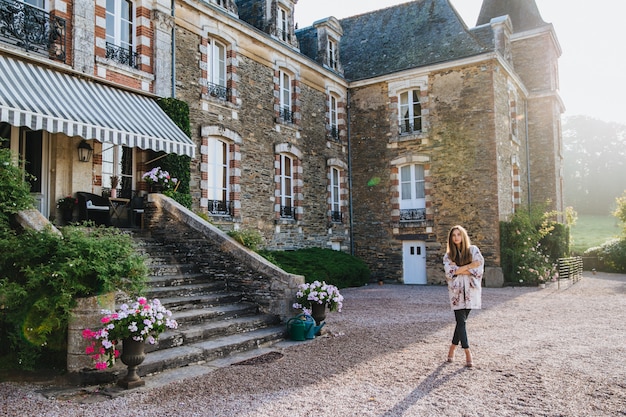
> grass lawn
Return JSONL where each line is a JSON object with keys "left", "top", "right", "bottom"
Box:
{"left": 570, "top": 215, "right": 622, "bottom": 253}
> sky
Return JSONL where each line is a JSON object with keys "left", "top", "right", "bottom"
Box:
{"left": 294, "top": 0, "right": 626, "bottom": 126}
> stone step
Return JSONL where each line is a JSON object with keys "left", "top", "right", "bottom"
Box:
{"left": 138, "top": 326, "right": 286, "bottom": 377}
{"left": 145, "top": 281, "right": 228, "bottom": 298}
{"left": 154, "top": 292, "right": 245, "bottom": 312}
{"left": 147, "top": 313, "right": 280, "bottom": 351}
{"left": 161, "top": 302, "right": 259, "bottom": 327}
{"left": 147, "top": 274, "right": 225, "bottom": 288}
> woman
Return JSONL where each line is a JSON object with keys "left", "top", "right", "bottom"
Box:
{"left": 443, "top": 225, "right": 484, "bottom": 367}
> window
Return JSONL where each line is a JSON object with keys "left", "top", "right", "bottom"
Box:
{"left": 278, "top": 7, "right": 289, "bottom": 41}
{"left": 102, "top": 145, "right": 133, "bottom": 195}
{"left": 207, "top": 38, "right": 227, "bottom": 100}
{"left": 328, "top": 38, "right": 337, "bottom": 70}
{"left": 329, "top": 94, "right": 338, "bottom": 139}
{"left": 280, "top": 70, "right": 292, "bottom": 122}
{"left": 279, "top": 154, "right": 294, "bottom": 218}
{"left": 206, "top": 138, "right": 230, "bottom": 215}
{"left": 105, "top": 0, "right": 138, "bottom": 68}
{"left": 330, "top": 167, "right": 342, "bottom": 222}
{"left": 399, "top": 164, "right": 425, "bottom": 221}
{"left": 24, "top": 0, "right": 45, "bottom": 9}
{"left": 399, "top": 90, "right": 422, "bottom": 135}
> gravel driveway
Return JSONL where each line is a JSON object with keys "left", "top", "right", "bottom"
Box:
{"left": 1, "top": 272, "right": 625, "bottom": 416}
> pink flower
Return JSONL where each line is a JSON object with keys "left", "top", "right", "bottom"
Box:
{"left": 85, "top": 345, "right": 95, "bottom": 355}
{"left": 95, "top": 362, "right": 108, "bottom": 370}
{"left": 101, "top": 316, "right": 111, "bottom": 324}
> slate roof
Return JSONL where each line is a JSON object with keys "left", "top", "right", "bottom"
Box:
{"left": 476, "top": 0, "right": 547, "bottom": 33}
{"left": 296, "top": 26, "right": 318, "bottom": 62}
{"left": 336, "top": 0, "right": 492, "bottom": 81}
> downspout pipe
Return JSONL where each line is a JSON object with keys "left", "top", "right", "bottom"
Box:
{"left": 171, "top": 0, "right": 176, "bottom": 98}
{"left": 347, "top": 89, "right": 355, "bottom": 256}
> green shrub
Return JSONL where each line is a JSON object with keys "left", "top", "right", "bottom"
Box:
{"left": 228, "top": 228, "right": 264, "bottom": 251}
{"left": 258, "top": 247, "right": 371, "bottom": 289}
{"left": 0, "top": 225, "right": 147, "bottom": 370}
{"left": 500, "top": 204, "right": 569, "bottom": 285}
{"left": 0, "top": 146, "right": 34, "bottom": 223}
{"left": 584, "top": 238, "right": 626, "bottom": 273}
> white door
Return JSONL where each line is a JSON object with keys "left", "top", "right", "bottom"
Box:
{"left": 403, "top": 241, "right": 426, "bottom": 284}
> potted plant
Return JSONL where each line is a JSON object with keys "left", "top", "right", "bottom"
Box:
{"left": 82, "top": 296, "right": 178, "bottom": 388}
{"left": 141, "top": 166, "right": 178, "bottom": 193}
{"left": 293, "top": 280, "right": 344, "bottom": 326}
{"left": 56, "top": 195, "right": 77, "bottom": 222}
{"left": 110, "top": 175, "right": 119, "bottom": 198}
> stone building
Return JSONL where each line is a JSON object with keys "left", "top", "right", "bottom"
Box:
{"left": 0, "top": 0, "right": 562, "bottom": 284}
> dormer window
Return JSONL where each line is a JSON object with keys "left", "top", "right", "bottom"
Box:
{"left": 328, "top": 38, "right": 337, "bottom": 70}
{"left": 278, "top": 6, "right": 289, "bottom": 42}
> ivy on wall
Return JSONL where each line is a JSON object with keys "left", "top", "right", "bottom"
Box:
{"left": 155, "top": 98, "right": 193, "bottom": 207}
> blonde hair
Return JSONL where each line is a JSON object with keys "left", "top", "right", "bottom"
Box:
{"left": 446, "top": 225, "right": 472, "bottom": 266}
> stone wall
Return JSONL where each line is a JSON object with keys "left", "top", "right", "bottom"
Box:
{"left": 349, "top": 62, "right": 512, "bottom": 283}
{"left": 174, "top": 22, "right": 350, "bottom": 252}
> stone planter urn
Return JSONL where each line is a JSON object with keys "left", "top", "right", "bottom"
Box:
{"left": 117, "top": 338, "right": 146, "bottom": 389}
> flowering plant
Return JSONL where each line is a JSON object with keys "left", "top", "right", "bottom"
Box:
{"left": 82, "top": 297, "right": 178, "bottom": 369}
{"left": 293, "top": 280, "right": 344, "bottom": 313}
{"left": 141, "top": 166, "right": 178, "bottom": 191}
{"left": 56, "top": 195, "right": 77, "bottom": 210}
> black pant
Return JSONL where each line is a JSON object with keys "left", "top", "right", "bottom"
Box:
{"left": 452, "top": 309, "right": 471, "bottom": 349}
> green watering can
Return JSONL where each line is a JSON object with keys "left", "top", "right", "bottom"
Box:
{"left": 287, "top": 314, "right": 323, "bottom": 340}
{"left": 287, "top": 314, "right": 307, "bottom": 341}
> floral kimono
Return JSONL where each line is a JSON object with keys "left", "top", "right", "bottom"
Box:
{"left": 443, "top": 245, "right": 484, "bottom": 310}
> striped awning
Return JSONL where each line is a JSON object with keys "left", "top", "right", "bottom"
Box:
{"left": 0, "top": 55, "right": 195, "bottom": 157}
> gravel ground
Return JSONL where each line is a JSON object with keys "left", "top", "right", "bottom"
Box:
{"left": 1, "top": 272, "right": 625, "bottom": 416}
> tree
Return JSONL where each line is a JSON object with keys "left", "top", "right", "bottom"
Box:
{"left": 562, "top": 116, "right": 626, "bottom": 215}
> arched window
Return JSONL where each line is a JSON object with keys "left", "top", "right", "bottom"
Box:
{"left": 398, "top": 89, "right": 422, "bottom": 135}
{"left": 399, "top": 163, "right": 426, "bottom": 221}
{"left": 279, "top": 153, "right": 294, "bottom": 218}
{"left": 206, "top": 137, "right": 231, "bottom": 215}
{"left": 207, "top": 38, "right": 227, "bottom": 100}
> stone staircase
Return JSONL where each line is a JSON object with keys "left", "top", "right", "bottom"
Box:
{"left": 130, "top": 233, "right": 286, "bottom": 377}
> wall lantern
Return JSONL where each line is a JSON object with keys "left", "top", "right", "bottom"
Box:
{"left": 77, "top": 140, "right": 93, "bottom": 163}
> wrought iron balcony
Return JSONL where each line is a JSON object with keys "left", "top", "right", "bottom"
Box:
{"left": 400, "top": 208, "right": 426, "bottom": 222}
{"left": 207, "top": 81, "right": 230, "bottom": 101}
{"left": 328, "top": 126, "right": 339, "bottom": 140}
{"left": 398, "top": 119, "right": 423, "bottom": 135}
{"left": 331, "top": 210, "right": 342, "bottom": 223}
{"left": 280, "top": 107, "right": 293, "bottom": 123}
{"left": 0, "top": 0, "right": 66, "bottom": 62}
{"left": 280, "top": 205, "right": 294, "bottom": 219}
{"left": 106, "top": 42, "right": 139, "bottom": 69}
{"left": 208, "top": 199, "right": 232, "bottom": 216}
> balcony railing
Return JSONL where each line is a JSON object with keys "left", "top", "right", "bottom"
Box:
{"left": 331, "top": 210, "right": 342, "bottom": 223}
{"left": 207, "top": 81, "right": 230, "bottom": 101}
{"left": 398, "top": 119, "right": 422, "bottom": 135}
{"left": 280, "top": 107, "right": 293, "bottom": 123}
{"left": 208, "top": 199, "right": 232, "bottom": 216}
{"left": 328, "top": 125, "right": 339, "bottom": 140}
{"left": 0, "top": 0, "right": 66, "bottom": 62}
{"left": 400, "top": 208, "right": 426, "bottom": 222}
{"left": 280, "top": 205, "right": 294, "bottom": 219}
{"left": 106, "top": 42, "right": 139, "bottom": 69}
